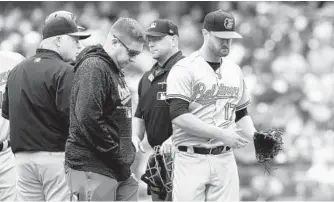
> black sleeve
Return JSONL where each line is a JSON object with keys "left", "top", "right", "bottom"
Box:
{"left": 235, "top": 107, "right": 248, "bottom": 122}
{"left": 75, "top": 58, "right": 119, "bottom": 156}
{"left": 134, "top": 105, "right": 142, "bottom": 119}
{"left": 2, "top": 82, "right": 9, "bottom": 120}
{"left": 169, "top": 98, "right": 189, "bottom": 120}
{"left": 55, "top": 66, "right": 74, "bottom": 119}
{"left": 134, "top": 76, "right": 144, "bottom": 119}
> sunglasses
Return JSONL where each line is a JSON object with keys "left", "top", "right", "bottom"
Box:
{"left": 113, "top": 34, "right": 141, "bottom": 58}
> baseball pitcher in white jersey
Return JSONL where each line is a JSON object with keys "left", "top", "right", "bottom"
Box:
{"left": 0, "top": 51, "right": 25, "bottom": 201}
{"left": 164, "top": 9, "right": 257, "bottom": 201}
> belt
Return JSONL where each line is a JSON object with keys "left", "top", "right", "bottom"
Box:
{"left": 178, "top": 145, "right": 230, "bottom": 155}
{"left": 0, "top": 140, "right": 11, "bottom": 152}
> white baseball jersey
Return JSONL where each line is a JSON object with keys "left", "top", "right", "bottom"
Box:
{"left": 166, "top": 51, "right": 250, "bottom": 147}
{"left": 0, "top": 51, "right": 25, "bottom": 142}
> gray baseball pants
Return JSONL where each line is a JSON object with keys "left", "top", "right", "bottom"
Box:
{"left": 65, "top": 167, "right": 138, "bottom": 201}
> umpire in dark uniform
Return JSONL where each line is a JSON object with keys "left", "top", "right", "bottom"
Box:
{"left": 2, "top": 15, "right": 90, "bottom": 201}
{"left": 132, "top": 19, "right": 184, "bottom": 201}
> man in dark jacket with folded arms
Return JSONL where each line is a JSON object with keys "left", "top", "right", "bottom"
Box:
{"left": 64, "top": 17, "right": 146, "bottom": 201}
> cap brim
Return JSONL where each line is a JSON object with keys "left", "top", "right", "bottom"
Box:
{"left": 145, "top": 31, "right": 167, "bottom": 37}
{"left": 68, "top": 32, "right": 91, "bottom": 40}
{"left": 211, "top": 31, "right": 242, "bottom": 39}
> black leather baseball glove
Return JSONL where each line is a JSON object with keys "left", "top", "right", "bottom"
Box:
{"left": 253, "top": 128, "right": 283, "bottom": 172}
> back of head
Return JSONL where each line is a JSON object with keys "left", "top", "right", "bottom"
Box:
{"left": 108, "top": 17, "right": 146, "bottom": 46}
{"left": 42, "top": 16, "right": 90, "bottom": 40}
{"left": 40, "top": 15, "right": 91, "bottom": 62}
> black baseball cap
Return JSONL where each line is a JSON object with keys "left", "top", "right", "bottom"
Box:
{"left": 203, "top": 9, "right": 242, "bottom": 39}
{"left": 42, "top": 16, "right": 91, "bottom": 40}
{"left": 146, "top": 19, "right": 179, "bottom": 37}
{"left": 45, "top": 10, "right": 85, "bottom": 31}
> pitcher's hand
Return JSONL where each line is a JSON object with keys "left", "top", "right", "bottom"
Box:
{"left": 221, "top": 128, "right": 249, "bottom": 149}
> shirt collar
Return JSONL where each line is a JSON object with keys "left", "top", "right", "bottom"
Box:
{"left": 153, "top": 51, "right": 182, "bottom": 71}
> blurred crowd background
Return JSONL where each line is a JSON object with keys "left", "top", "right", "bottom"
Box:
{"left": 1, "top": 1, "right": 334, "bottom": 201}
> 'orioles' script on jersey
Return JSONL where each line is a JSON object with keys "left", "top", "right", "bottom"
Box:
{"left": 192, "top": 82, "right": 240, "bottom": 106}
{"left": 118, "top": 84, "right": 131, "bottom": 104}
{"left": 166, "top": 51, "right": 250, "bottom": 147}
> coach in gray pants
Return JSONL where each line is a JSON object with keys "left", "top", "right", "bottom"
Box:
{"left": 2, "top": 14, "right": 90, "bottom": 201}
{"left": 65, "top": 17, "right": 145, "bottom": 201}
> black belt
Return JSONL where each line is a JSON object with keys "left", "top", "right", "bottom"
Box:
{"left": 0, "top": 140, "right": 11, "bottom": 152}
{"left": 178, "top": 145, "right": 230, "bottom": 155}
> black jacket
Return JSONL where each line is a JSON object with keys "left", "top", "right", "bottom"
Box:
{"left": 2, "top": 49, "right": 73, "bottom": 153}
{"left": 65, "top": 45, "right": 135, "bottom": 181}
{"left": 135, "top": 51, "right": 184, "bottom": 147}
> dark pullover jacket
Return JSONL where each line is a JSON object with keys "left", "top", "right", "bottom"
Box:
{"left": 65, "top": 45, "right": 135, "bottom": 181}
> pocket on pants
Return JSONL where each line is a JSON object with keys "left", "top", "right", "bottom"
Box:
{"left": 64, "top": 168, "right": 85, "bottom": 201}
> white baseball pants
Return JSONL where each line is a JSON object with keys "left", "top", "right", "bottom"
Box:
{"left": 15, "top": 151, "right": 70, "bottom": 201}
{"left": 0, "top": 148, "right": 17, "bottom": 201}
{"left": 172, "top": 148, "right": 240, "bottom": 201}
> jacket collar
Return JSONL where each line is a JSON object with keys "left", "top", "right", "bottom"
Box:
{"left": 74, "top": 44, "right": 119, "bottom": 73}
{"left": 36, "top": 49, "right": 63, "bottom": 60}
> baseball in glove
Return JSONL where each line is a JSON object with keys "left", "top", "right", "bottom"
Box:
{"left": 253, "top": 128, "right": 283, "bottom": 173}
{"left": 141, "top": 146, "right": 173, "bottom": 200}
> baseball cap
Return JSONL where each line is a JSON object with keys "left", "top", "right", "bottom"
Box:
{"left": 146, "top": 19, "right": 179, "bottom": 37}
{"left": 42, "top": 16, "right": 91, "bottom": 40}
{"left": 45, "top": 10, "right": 85, "bottom": 31}
{"left": 203, "top": 9, "right": 242, "bottom": 39}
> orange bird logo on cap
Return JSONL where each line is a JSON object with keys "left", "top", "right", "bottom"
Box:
{"left": 150, "top": 22, "right": 157, "bottom": 28}
{"left": 224, "top": 18, "right": 233, "bottom": 29}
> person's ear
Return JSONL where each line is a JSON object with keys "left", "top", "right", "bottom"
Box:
{"left": 54, "top": 36, "right": 62, "bottom": 47}
{"left": 202, "top": 29, "right": 210, "bottom": 40}
{"left": 111, "top": 38, "right": 119, "bottom": 47}
{"left": 202, "top": 29, "right": 209, "bottom": 36}
{"left": 171, "top": 35, "right": 178, "bottom": 47}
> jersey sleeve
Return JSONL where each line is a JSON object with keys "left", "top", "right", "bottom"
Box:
{"left": 166, "top": 65, "right": 192, "bottom": 103}
{"left": 236, "top": 79, "right": 251, "bottom": 111}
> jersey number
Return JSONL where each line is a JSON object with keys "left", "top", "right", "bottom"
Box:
{"left": 224, "top": 102, "right": 237, "bottom": 121}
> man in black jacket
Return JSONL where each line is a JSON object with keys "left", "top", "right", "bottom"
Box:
{"left": 65, "top": 17, "right": 145, "bottom": 201}
{"left": 132, "top": 19, "right": 184, "bottom": 201}
{"left": 2, "top": 15, "right": 90, "bottom": 201}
